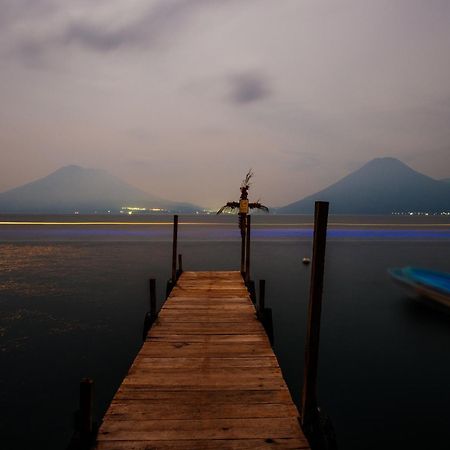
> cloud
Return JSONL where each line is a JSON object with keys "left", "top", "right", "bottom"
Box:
{"left": 228, "top": 72, "right": 271, "bottom": 105}
{"left": 0, "top": 0, "right": 56, "bottom": 28}
{"left": 60, "top": 1, "right": 190, "bottom": 52}
{"left": 8, "top": 0, "right": 243, "bottom": 58}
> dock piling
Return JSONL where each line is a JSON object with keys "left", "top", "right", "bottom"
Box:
{"left": 240, "top": 214, "right": 246, "bottom": 275}
{"left": 258, "top": 279, "right": 266, "bottom": 319}
{"left": 171, "top": 215, "right": 178, "bottom": 284}
{"left": 248, "top": 279, "right": 256, "bottom": 304}
{"left": 301, "top": 201, "right": 329, "bottom": 432}
{"left": 143, "top": 278, "right": 158, "bottom": 339}
{"left": 149, "top": 278, "right": 157, "bottom": 321}
{"left": 245, "top": 215, "right": 251, "bottom": 283}
{"left": 256, "top": 278, "right": 273, "bottom": 346}
{"left": 79, "top": 378, "right": 94, "bottom": 438}
{"left": 67, "top": 378, "right": 95, "bottom": 449}
{"left": 177, "top": 253, "right": 183, "bottom": 279}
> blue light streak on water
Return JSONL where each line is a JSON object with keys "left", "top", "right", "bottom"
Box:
{"left": 253, "top": 228, "right": 450, "bottom": 239}
{"left": 1, "top": 226, "right": 450, "bottom": 240}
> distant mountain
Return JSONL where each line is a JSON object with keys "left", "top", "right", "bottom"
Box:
{"left": 278, "top": 157, "right": 450, "bottom": 214}
{"left": 0, "top": 165, "right": 201, "bottom": 213}
{"left": 441, "top": 178, "right": 450, "bottom": 183}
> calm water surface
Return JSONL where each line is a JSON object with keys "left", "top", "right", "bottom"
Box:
{"left": 0, "top": 214, "right": 449, "bottom": 449}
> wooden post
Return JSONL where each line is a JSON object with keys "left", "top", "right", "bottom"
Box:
{"left": 80, "top": 378, "right": 94, "bottom": 437}
{"left": 171, "top": 215, "right": 178, "bottom": 284}
{"left": 149, "top": 278, "right": 157, "bottom": 320}
{"left": 301, "top": 201, "right": 329, "bottom": 430}
{"left": 245, "top": 214, "right": 251, "bottom": 283}
{"left": 240, "top": 213, "right": 246, "bottom": 276}
{"left": 178, "top": 254, "right": 183, "bottom": 276}
{"left": 258, "top": 279, "right": 265, "bottom": 319}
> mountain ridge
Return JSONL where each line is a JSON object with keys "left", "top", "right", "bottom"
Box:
{"left": 0, "top": 165, "right": 201, "bottom": 213}
{"left": 278, "top": 157, "right": 450, "bottom": 214}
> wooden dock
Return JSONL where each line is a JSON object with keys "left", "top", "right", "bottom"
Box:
{"left": 95, "top": 270, "right": 310, "bottom": 449}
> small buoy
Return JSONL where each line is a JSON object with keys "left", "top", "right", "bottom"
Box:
{"left": 302, "top": 257, "right": 311, "bottom": 265}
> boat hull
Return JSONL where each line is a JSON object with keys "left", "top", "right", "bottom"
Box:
{"left": 388, "top": 267, "right": 450, "bottom": 308}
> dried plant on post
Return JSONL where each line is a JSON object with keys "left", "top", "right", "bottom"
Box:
{"left": 217, "top": 170, "right": 269, "bottom": 236}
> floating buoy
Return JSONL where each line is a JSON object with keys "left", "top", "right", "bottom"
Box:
{"left": 302, "top": 257, "right": 311, "bottom": 265}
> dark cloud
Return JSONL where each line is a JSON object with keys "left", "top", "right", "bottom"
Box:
{"left": 59, "top": 1, "right": 186, "bottom": 52}
{"left": 11, "top": 0, "right": 240, "bottom": 56}
{"left": 61, "top": 20, "right": 140, "bottom": 52}
{"left": 229, "top": 73, "right": 271, "bottom": 105}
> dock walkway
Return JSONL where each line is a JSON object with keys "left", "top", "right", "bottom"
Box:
{"left": 95, "top": 271, "right": 310, "bottom": 449}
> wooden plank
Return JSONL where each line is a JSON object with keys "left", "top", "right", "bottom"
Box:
{"left": 121, "top": 368, "right": 285, "bottom": 390}
{"left": 98, "top": 417, "right": 304, "bottom": 441}
{"left": 150, "top": 321, "right": 263, "bottom": 334}
{"left": 173, "top": 287, "right": 249, "bottom": 293}
{"left": 176, "top": 282, "right": 245, "bottom": 285}
{"left": 176, "top": 283, "right": 245, "bottom": 288}
{"left": 138, "top": 341, "right": 273, "bottom": 357}
{"left": 181, "top": 271, "right": 241, "bottom": 277}
{"left": 129, "top": 357, "right": 279, "bottom": 369}
{"left": 96, "top": 438, "right": 309, "bottom": 449}
{"left": 161, "top": 297, "right": 247, "bottom": 304}
{"left": 165, "top": 298, "right": 250, "bottom": 303}
{"left": 156, "top": 312, "right": 257, "bottom": 323}
{"left": 105, "top": 402, "right": 298, "bottom": 420}
{"left": 169, "top": 291, "right": 250, "bottom": 298}
{"left": 161, "top": 303, "right": 255, "bottom": 311}
{"left": 125, "top": 366, "right": 283, "bottom": 377}
{"left": 113, "top": 389, "right": 293, "bottom": 404}
{"left": 171, "top": 285, "right": 247, "bottom": 290}
{"left": 146, "top": 334, "right": 268, "bottom": 343}
{"left": 157, "top": 309, "right": 255, "bottom": 317}
{"left": 120, "top": 377, "right": 284, "bottom": 391}
{"left": 176, "top": 279, "right": 245, "bottom": 284}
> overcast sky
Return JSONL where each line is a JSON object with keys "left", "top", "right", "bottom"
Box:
{"left": 1, "top": 0, "right": 449, "bottom": 207}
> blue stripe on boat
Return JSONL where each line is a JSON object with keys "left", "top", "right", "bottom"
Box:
{"left": 389, "top": 266, "right": 450, "bottom": 295}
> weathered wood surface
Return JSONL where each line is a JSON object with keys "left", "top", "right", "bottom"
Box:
{"left": 95, "top": 271, "right": 310, "bottom": 450}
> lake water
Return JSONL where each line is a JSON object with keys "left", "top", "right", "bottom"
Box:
{"left": 0, "top": 214, "right": 449, "bottom": 449}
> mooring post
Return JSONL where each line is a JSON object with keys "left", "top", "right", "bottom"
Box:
{"left": 240, "top": 214, "right": 246, "bottom": 276}
{"left": 301, "top": 201, "right": 329, "bottom": 431}
{"left": 245, "top": 214, "right": 251, "bottom": 284}
{"left": 178, "top": 253, "right": 183, "bottom": 278}
{"left": 258, "top": 279, "right": 265, "bottom": 319}
{"left": 149, "top": 278, "right": 157, "bottom": 321}
{"left": 171, "top": 214, "right": 178, "bottom": 284}
{"left": 143, "top": 278, "right": 157, "bottom": 340}
{"left": 79, "top": 378, "right": 94, "bottom": 439}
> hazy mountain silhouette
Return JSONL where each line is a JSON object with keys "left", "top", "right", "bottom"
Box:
{"left": 0, "top": 165, "right": 201, "bottom": 213}
{"left": 278, "top": 157, "right": 450, "bottom": 214}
